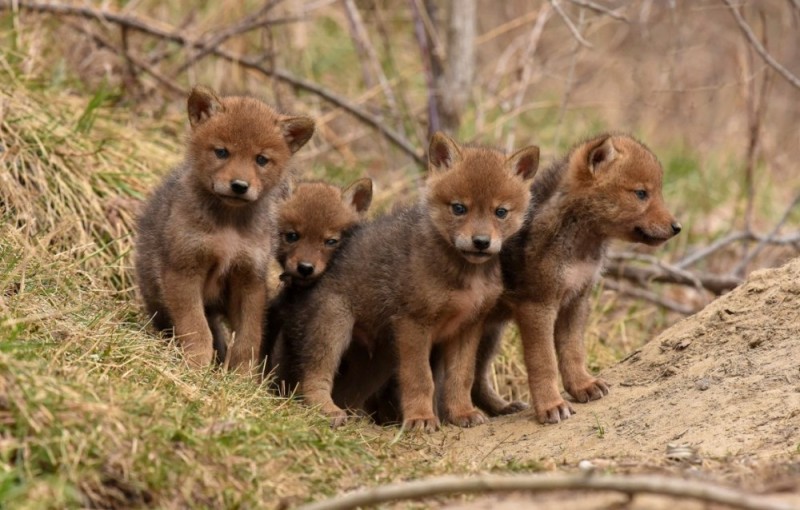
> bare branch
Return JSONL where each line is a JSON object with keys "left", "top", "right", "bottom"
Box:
{"left": 64, "top": 21, "right": 184, "bottom": 97}
{"left": 605, "top": 258, "right": 742, "bottom": 296}
{"left": 504, "top": 5, "right": 551, "bottom": 152}
{"left": 677, "top": 230, "right": 800, "bottom": 270}
{"left": 342, "top": 0, "right": 398, "bottom": 115}
{"left": 603, "top": 280, "right": 697, "bottom": 315}
{"left": 0, "top": 0, "right": 425, "bottom": 166}
{"left": 296, "top": 473, "right": 796, "bottom": 510}
{"left": 732, "top": 193, "right": 800, "bottom": 276}
{"left": 549, "top": 0, "right": 593, "bottom": 48}
{"left": 409, "top": 0, "right": 441, "bottom": 137}
{"left": 722, "top": 0, "right": 800, "bottom": 90}
{"left": 568, "top": 0, "right": 629, "bottom": 22}
{"left": 173, "top": 1, "right": 290, "bottom": 77}
{"left": 553, "top": 6, "right": 585, "bottom": 151}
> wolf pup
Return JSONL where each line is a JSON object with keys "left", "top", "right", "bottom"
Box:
{"left": 263, "top": 178, "right": 373, "bottom": 385}
{"left": 472, "top": 134, "right": 681, "bottom": 423}
{"left": 135, "top": 86, "right": 314, "bottom": 371}
{"left": 275, "top": 179, "right": 373, "bottom": 286}
{"left": 283, "top": 132, "right": 538, "bottom": 430}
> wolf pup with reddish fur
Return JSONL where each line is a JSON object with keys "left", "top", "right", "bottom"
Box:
{"left": 135, "top": 86, "right": 314, "bottom": 371}
{"left": 262, "top": 178, "right": 373, "bottom": 386}
{"left": 275, "top": 179, "right": 373, "bottom": 286}
{"left": 282, "top": 132, "right": 538, "bottom": 430}
{"left": 472, "top": 134, "right": 681, "bottom": 423}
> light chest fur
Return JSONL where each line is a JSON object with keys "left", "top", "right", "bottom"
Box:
{"left": 202, "top": 227, "right": 269, "bottom": 302}
{"left": 433, "top": 273, "right": 502, "bottom": 341}
{"left": 560, "top": 258, "right": 601, "bottom": 303}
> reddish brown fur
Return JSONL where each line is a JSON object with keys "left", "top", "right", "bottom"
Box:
{"left": 275, "top": 178, "right": 372, "bottom": 284}
{"left": 473, "top": 134, "right": 681, "bottom": 423}
{"left": 134, "top": 86, "right": 314, "bottom": 372}
{"left": 262, "top": 178, "right": 373, "bottom": 385}
{"left": 280, "top": 132, "right": 539, "bottom": 431}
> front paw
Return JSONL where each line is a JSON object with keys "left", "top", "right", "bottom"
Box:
{"left": 534, "top": 398, "right": 574, "bottom": 424}
{"left": 402, "top": 415, "right": 440, "bottom": 432}
{"left": 448, "top": 409, "right": 487, "bottom": 428}
{"left": 566, "top": 377, "right": 609, "bottom": 403}
{"left": 497, "top": 400, "right": 529, "bottom": 416}
{"left": 321, "top": 403, "right": 348, "bottom": 428}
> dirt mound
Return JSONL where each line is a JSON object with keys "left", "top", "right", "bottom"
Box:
{"left": 446, "top": 257, "right": 800, "bottom": 490}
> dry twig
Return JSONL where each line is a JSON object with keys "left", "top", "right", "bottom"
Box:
{"left": 342, "top": 0, "right": 399, "bottom": 118}
{"left": 568, "top": 0, "right": 629, "bottom": 22}
{"left": 549, "top": 0, "right": 593, "bottom": 47}
{"left": 677, "top": 231, "right": 800, "bottom": 270}
{"left": 297, "top": 473, "right": 796, "bottom": 510}
{"left": 721, "top": 0, "right": 800, "bottom": 90}
{"left": 606, "top": 252, "right": 742, "bottom": 296}
{"left": 503, "top": 5, "right": 551, "bottom": 153}
{"left": 732, "top": 193, "right": 800, "bottom": 277}
{"left": 0, "top": 0, "right": 425, "bottom": 166}
{"left": 409, "top": 0, "right": 441, "bottom": 137}
{"left": 603, "top": 279, "right": 697, "bottom": 315}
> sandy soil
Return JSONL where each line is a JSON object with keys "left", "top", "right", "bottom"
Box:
{"left": 440, "top": 257, "right": 800, "bottom": 508}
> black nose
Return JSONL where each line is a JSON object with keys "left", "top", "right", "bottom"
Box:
{"left": 297, "top": 262, "right": 315, "bottom": 277}
{"left": 671, "top": 222, "right": 682, "bottom": 235}
{"left": 472, "top": 236, "right": 491, "bottom": 251}
{"left": 230, "top": 180, "right": 249, "bottom": 195}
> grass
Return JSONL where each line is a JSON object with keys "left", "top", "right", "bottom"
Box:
{"left": 0, "top": 47, "right": 531, "bottom": 509}
{"left": 0, "top": 173, "right": 452, "bottom": 508}
{"left": 0, "top": 55, "right": 454, "bottom": 509}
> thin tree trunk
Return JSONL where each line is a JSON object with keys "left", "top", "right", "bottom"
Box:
{"left": 437, "top": 0, "right": 476, "bottom": 135}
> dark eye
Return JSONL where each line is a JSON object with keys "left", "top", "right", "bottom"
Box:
{"left": 495, "top": 207, "right": 508, "bottom": 219}
{"left": 214, "top": 148, "right": 229, "bottom": 159}
{"left": 451, "top": 203, "right": 467, "bottom": 216}
{"left": 324, "top": 238, "right": 339, "bottom": 247}
{"left": 284, "top": 232, "right": 299, "bottom": 243}
{"left": 256, "top": 155, "right": 269, "bottom": 166}
{"left": 634, "top": 189, "right": 648, "bottom": 200}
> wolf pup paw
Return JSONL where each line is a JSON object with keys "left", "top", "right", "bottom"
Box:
{"left": 321, "top": 403, "right": 348, "bottom": 428}
{"left": 449, "top": 409, "right": 488, "bottom": 428}
{"left": 497, "top": 400, "right": 529, "bottom": 415}
{"left": 535, "top": 399, "right": 575, "bottom": 424}
{"left": 403, "top": 416, "right": 440, "bottom": 432}
{"left": 329, "top": 413, "right": 348, "bottom": 428}
{"left": 567, "top": 377, "right": 609, "bottom": 403}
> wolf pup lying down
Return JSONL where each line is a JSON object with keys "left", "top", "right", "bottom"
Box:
{"left": 135, "top": 86, "right": 314, "bottom": 372}
{"left": 472, "top": 134, "right": 681, "bottom": 423}
{"left": 262, "top": 177, "right": 373, "bottom": 389}
{"left": 281, "top": 132, "right": 539, "bottom": 430}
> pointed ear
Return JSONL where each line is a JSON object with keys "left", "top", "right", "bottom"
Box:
{"left": 342, "top": 178, "right": 373, "bottom": 214}
{"left": 279, "top": 116, "right": 315, "bottom": 154}
{"left": 506, "top": 145, "right": 540, "bottom": 182}
{"left": 187, "top": 86, "right": 224, "bottom": 128}
{"left": 428, "top": 132, "right": 463, "bottom": 172}
{"left": 587, "top": 136, "right": 616, "bottom": 174}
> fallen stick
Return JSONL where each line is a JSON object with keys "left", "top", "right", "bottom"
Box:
{"left": 297, "top": 473, "right": 796, "bottom": 510}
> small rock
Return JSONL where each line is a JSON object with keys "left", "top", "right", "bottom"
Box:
{"left": 578, "top": 460, "right": 594, "bottom": 472}
{"left": 694, "top": 378, "right": 711, "bottom": 391}
{"left": 783, "top": 283, "right": 800, "bottom": 295}
{"left": 666, "top": 443, "right": 702, "bottom": 464}
{"left": 748, "top": 337, "right": 763, "bottom": 349}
